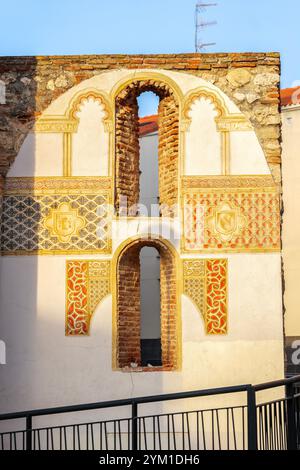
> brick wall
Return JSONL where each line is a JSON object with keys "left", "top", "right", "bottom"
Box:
{"left": 158, "top": 94, "right": 179, "bottom": 215}
{"left": 116, "top": 239, "right": 177, "bottom": 370}
{"left": 160, "top": 243, "right": 177, "bottom": 369}
{"left": 117, "top": 243, "right": 141, "bottom": 367}
{"left": 115, "top": 79, "right": 179, "bottom": 215}
{"left": 115, "top": 88, "right": 140, "bottom": 214}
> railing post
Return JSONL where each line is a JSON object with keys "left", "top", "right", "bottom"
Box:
{"left": 26, "top": 415, "right": 32, "bottom": 451}
{"left": 286, "top": 382, "right": 297, "bottom": 450}
{"left": 131, "top": 401, "right": 138, "bottom": 451}
{"left": 247, "top": 386, "right": 257, "bottom": 450}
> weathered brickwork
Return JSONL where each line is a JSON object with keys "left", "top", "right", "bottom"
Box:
{"left": 159, "top": 242, "right": 177, "bottom": 369}
{"left": 115, "top": 86, "right": 140, "bottom": 214}
{"left": 117, "top": 243, "right": 141, "bottom": 367}
{"left": 0, "top": 53, "right": 281, "bottom": 180}
{"left": 158, "top": 93, "right": 179, "bottom": 215}
{"left": 116, "top": 239, "right": 177, "bottom": 370}
{"left": 115, "top": 79, "right": 179, "bottom": 214}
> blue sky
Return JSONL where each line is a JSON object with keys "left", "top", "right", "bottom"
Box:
{"left": 0, "top": 0, "right": 298, "bottom": 115}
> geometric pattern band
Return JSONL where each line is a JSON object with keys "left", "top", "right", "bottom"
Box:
{"left": 66, "top": 258, "right": 227, "bottom": 336}
{"left": 183, "top": 259, "right": 228, "bottom": 334}
{"left": 1, "top": 193, "right": 111, "bottom": 255}
{"left": 1, "top": 176, "right": 112, "bottom": 255}
{"left": 66, "top": 260, "right": 111, "bottom": 336}
{"left": 183, "top": 189, "right": 280, "bottom": 252}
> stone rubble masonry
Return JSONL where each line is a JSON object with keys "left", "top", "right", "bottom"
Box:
{"left": 117, "top": 239, "right": 177, "bottom": 370}
{"left": 0, "top": 53, "right": 281, "bottom": 181}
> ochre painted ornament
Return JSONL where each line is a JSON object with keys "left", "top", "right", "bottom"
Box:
{"left": 207, "top": 202, "right": 246, "bottom": 243}
{"left": 44, "top": 202, "right": 85, "bottom": 243}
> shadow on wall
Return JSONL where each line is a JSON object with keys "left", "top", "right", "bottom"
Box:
{"left": 0, "top": 59, "right": 39, "bottom": 414}
{"left": 0, "top": 66, "right": 175, "bottom": 414}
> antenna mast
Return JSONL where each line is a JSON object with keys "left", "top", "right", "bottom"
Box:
{"left": 195, "top": 2, "right": 218, "bottom": 52}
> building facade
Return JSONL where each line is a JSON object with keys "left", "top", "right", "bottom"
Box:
{"left": 0, "top": 54, "right": 284, "bottom": 417}
{"left": 281, "top": 86, "right": 300, "bottom": 375}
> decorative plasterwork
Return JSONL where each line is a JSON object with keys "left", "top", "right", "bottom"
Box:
{"left": 32, "top": 89, "right": 113, "bottom": 177}
{"left": 181, "top": 87, "right": 254, "bottom": 176}
{"left": 182, "top": 87, "right": 252, "bottom": 131}
{"left": 4, "top": 177, "right": 112, "bottom": 195}
{"left": 34, "top": 89, "right": 113, "bottom": 134}
{"left": 221, "top": 130, "right": 230, "bottom": 175}
{"left": 183, "top": 259, "right": 228, "bottom": 335}
{"left": 68, "top": 89, "right": 113, "bottom": 133}
{"left": 33, "top": 118, "right": 78, "bottom": 133}
{"left": 182, "top": 175, "right": 280, "bottom": 253}
{"left": 44, "top": 202, "right": 86, "bottom": 243}
{"left": 207, "top": 202, "right": 246, "bottom": 243}
{"left": 1, "top": 177, "right": 112, "bottom": 255}
{"left": 182, "top": 87, "right": 227, "bottom": 130}
{"left": 63, "top": 133, "right": 72, "bottom": 177}
{"left": 181, "top": 175, "right": 276, "bottom": 190}
{"left": 215, "top": 115, "right": 253, "bottom": 132}
{"left": 66, "top": 260, "right": 111, "bottom": 335}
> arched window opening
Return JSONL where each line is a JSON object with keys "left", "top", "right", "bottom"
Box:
{"left": 116, "top": 239, "right": 178, "bottom": 371}
{"left": 140, "top": 246, "right": 161, "bottom": 366}
{"left": 138, "top": 92, "right": 159, "bottom": 217}
{"left": 115, "top": 80, "right": 179, "bottom": 217}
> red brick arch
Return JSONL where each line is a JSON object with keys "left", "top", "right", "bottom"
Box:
{"left": 114, "top": 237, "right": 180, "bottom": 371}
{"left": 114, "top": 79, "right": 180, "bottom": 217}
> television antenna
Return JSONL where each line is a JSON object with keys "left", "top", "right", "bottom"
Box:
{"left": 195, "top": 2, "right": 218, "bottom": 52}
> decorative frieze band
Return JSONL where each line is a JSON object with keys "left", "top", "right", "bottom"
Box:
{"left": 182, "top": 176, "right": 280, "bottom": 253}
{"left": 181, "top": 175, "right": 277, "bottom": 191}
{"left": 4, "top": 177, "right": 112, "bottom": 195}
{"left": 33, "top": 118, "right": 79, "bottom": 134}
{"left": 66, "top": 260, "right": 111, "bottom": 335}
{"left": 183, "top": 259, "right": 228, "bottom": 335}
{"left": 215, "top": 115, "right": 253, "bottom": 132}
{"left": 1, "top": 177, "right": 112, "bottom": 255}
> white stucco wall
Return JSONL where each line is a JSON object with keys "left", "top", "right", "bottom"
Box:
{"left": 185, "top": 98, "right": 221, "bottom": 175}
{"left": 282, "top": 105, "right": 300, "bottom": 336}
{"left": 230, "top": 131, "right": 270, "bottom": 175}
{"left": 8, "top": 133, "right": 63, "bottom": 177}
{"left": 0, "top": 68, "right": 284, "bottom": 429}
{"left": 72, "top": 98, "right": 109, "bottom": 176}
{"left": 0, "top": 252, "right": 283, "bottom": 416}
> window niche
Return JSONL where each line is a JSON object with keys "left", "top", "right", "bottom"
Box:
{"left": 116, "top": 239, "right": 178, "bottom": 371}
{"left": 138, "top": 92, "right": 159, "bottom": 217}
{"left": 114, "top": 79, "right": 179, "bottom": 217}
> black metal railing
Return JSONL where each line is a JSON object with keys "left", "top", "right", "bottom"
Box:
{"left": 0, "top": 375, "right": 299, "bottom": 451}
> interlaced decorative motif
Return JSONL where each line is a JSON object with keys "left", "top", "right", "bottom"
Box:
{"left": 205, "top": 259, "right": 227, "bottom": 334}
{"left": 183, "top": 190, "right": 280, "bottom": 252}
{"left": 66, "top": 260, "right": 111, "bottom": 336}
{"left": 183, "top": 259, "right": 228, "bottom": 335}
{"left": 1, "top": 194, "right": 110, "bottom": 254}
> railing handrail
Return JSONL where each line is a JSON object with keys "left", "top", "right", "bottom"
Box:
{"left": 253, "top": 374, "right": 300, "bottom": 392}
{"left": 0, "top": 375, "right": 299, "bottom": 423}
{"left": 0, "top": 383, "right": 251, "bottom": 421}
